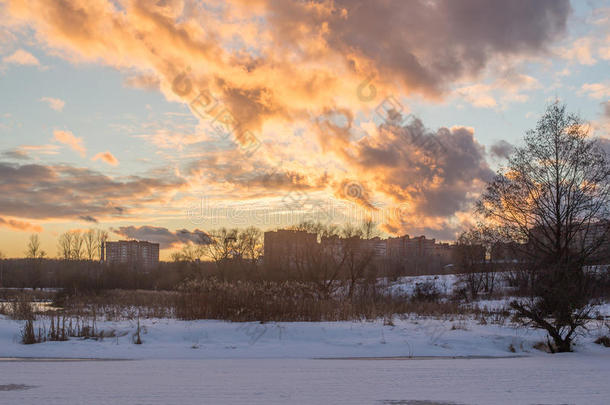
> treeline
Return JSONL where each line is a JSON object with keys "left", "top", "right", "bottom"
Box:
{"left": 0, "top": 259, "right": 200, "bottom": 291}
{"left": 17, "top": 230, "right": 109, "bottom": 262}
{"left": 0, "top": 219, "right": 452, "bottom": 293}
{"left": 56, "top": 229, "right": 108, "bottom": 261}
{"left": 0, "top": 219, "right": 521, "bottom": 294}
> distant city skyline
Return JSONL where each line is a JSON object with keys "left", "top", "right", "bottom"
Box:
{"left": 1, "top": 0, "right": 610, "bottom": 259}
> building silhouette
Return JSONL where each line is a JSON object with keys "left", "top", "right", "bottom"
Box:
{"left": 102, "top": 240, "right": 159, "bottom": 270}
{"left": 264, "top": 229, "right": 317, "bottom": 270}
{"left": 263, "top": 230, "right": 460, "bottom": 275}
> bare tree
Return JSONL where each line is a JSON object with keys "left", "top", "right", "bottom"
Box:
{"left": 292, "top": 221, "right": 340, "bottom": 239}
{"left": 203, "top": 228, "right": 239, "bottom": 279}
{"left": 70, "top": 231, "right": 84, "bottom": 260}
{"left": 342, "top": 236, "right": 375, "bottom": 298}
{"left": 84, "top": 229, "right": 97, "bottom": 260}
{"left": 24, "top": 234, "right": 46, "bottom": 290}
{"left": 477, "top": 102, "right": 610, "bottom": 352}
{"left": 289, "top": 222, "right": 346, "bottom": 298}
{"left": 25, "top": 234, "right": 46, "bottom": 259}
{"left": 455, "top": 226, "right": 497, "bottom": 300}
{"left": 288, "top": 221, "right": 378, "bottom": 298}
{"left": 236, "top": 226, "right": 263, "bottom": 275}
{"left": 340, "top": 222, "right": 378, "bottom": 298}
{"left": 341, "top": 223, "right": 363, "bottom": 239}
{"left": 362, "top": 218, "right": 379, "bottom": 239}
{"left": 174, "top": 242, "right": 206, "bottom": 262}
{"left": 58, "top": 232, "right": 73, "bottom": 260}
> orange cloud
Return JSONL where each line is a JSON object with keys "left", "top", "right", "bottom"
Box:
{"left": 53, "top": 129, "right": 86, "bottom": 157}
{"left": 0, "top": 216, "right": 42, "bottom": 232}
{"left": 92, "top": 151, "right": 119, "bottom": 166}
{"left": 2, "top": 0, "right": 569, "bottom": 136}
{"left": 2, "top": 0, "right": 571, "bottom": 239}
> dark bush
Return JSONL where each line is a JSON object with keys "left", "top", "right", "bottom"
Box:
{"left": 20, "top": 319, "right": 37, "bottom": 345}
{"left": 412, "top": 280, "right": 441, "bottom": 302}
{"left": 595, "top": 336, "right": 610, "bottom": 347}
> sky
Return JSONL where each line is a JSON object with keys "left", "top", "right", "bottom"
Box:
{"left": 0, "top": 0, "right": 609, "bottom": 259}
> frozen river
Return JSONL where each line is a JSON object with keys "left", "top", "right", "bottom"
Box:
{"left": 1, "top": 354, "right": 609, "bottom": 404}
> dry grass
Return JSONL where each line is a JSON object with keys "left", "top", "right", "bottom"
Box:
{"left": 54, "top": 289, "right": 177, "bottom": 320}
{"left": 175, "top": 278, "right": 414, "bottom": 322}
{"left": 20, "top": 313, "right": 128, "bottom": 345}
{"left": 174, "top": 278, "right": 506, "bottom": 322}
{"left": 0, "top": 295, "right": 35, "bottom": 320}
{"left": 2, "top": 279, "right": 516, "bottom": 323}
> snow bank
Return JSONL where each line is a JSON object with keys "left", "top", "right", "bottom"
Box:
{"left": 2, "top": 314, "right": 608, "bottom": 360}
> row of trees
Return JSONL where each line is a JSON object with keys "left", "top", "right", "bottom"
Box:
{"left": 56, "top": 229, "right": 108, "bottom": 261}
{"left": 13, "top": 229, "right": 110, "bottom": 262}
{"left": 172, "top": 227, "right": 262, "bottom": 265}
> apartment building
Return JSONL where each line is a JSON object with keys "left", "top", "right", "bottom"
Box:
{"left": 102, "top": 240, "right": 159, "bottom": 269}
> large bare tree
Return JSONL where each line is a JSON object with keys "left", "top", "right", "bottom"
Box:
{"left": 477, "top": 102, "right": 610, "bottom": 352}
{"left": 290, "top": 222, "right": 346, "bottom": 298}
{"left": 202, "top": 228, "right": 240, "bottom": 279}
{"left": 57, "top": 231, "right": 84, "bottom": 260}
{"left": 340, "top": 222, "right": 377, "bottom": 298}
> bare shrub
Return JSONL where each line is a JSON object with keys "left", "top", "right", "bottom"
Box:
{"left": 133, "top": 317, "right": 143, "bottom": 344}
{"left": 595, "top": 336, "right": 610, "bottom": 347}
{"left": 9, "top": 297, "right": 35, "bottom": 321}
{"left": 20, "top": 319, "right": 37, "bottom": 344}
{"left": 412, "top": 280, "right": 441, "bottom": 302}
{"left": 533, "top": 341, "right": 553, "bottom": 353}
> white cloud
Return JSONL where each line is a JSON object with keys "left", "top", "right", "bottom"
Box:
{"left": 39, "top": 97, "right": 65, "bottom": 112}
{"left": 454, "top": 71, "right": 540, "bottom": 110}
{"left": 2, "top": 49, "right": 40, "bottom": 66}
{"left": 558, "top": 37, "right": 597, "bottom": 65}
{"left": 579, "top": 82, "right": 610, "bottom": 99}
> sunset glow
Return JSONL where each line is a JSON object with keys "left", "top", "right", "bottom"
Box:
{"left": 1, "top": 0, "right": 609, "bottom": 259}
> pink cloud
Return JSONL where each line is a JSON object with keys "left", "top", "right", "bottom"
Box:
{"left": 92, "top": 151, "right": 119, "bottom": 166}
{"left": 53, "top": 129, "right": 86, "bottom": 157}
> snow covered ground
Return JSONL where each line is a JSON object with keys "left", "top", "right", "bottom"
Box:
{"left": 1, "top": 313, "right": 609, "bottom": 360}
{"left": 386, "top": 274, "right": 459, "bottom": 296}
{"left": 1, "top": 273, "right": 609, "bottom": 404}
{"left": 1, "top": 310, "right": 609, "bottom": 404}
{"left": 2, "top": 355, "right": 610, "bottom": 404}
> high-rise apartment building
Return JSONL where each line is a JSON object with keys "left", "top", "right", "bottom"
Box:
{"left": 102, "top": 240, "right": 159, "bottom": 269}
